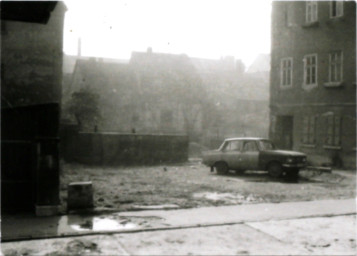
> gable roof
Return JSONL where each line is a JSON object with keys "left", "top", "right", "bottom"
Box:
{"left": 1, "top": 1, "right": 66, "bottom": 24}
{"left": 247, "top": 54, "right": 271, "bottom": 73}
{"left": 130, "top": 51, "right": 194, "bottom": 71}
{"left": 63, "top": 55, "right": 129, "bottom": 74}
{"left": 71, "top": 58, "right": 135, "bottom": 93}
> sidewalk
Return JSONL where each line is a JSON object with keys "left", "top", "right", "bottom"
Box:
{"left": 2, "top": 198, "right": 355, "bottom": 242}
{"left": 118, "top": 198, "right": 356, "bottom": 226}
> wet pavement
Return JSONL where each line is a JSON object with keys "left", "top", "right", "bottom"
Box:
{"left": 2, "top": 215, "right": 356, "bottom": 255}
{"left": 1, "top": 198, "right": 355, "bottom": 242}
{"left": 1, "top": 212, "right": 165, "bottom": 241}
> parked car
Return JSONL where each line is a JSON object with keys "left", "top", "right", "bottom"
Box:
{"left": 202, "top": 137, "right": 307, "bottom": 178}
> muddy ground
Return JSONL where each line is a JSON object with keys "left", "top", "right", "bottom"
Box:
{"left": 60, "top": 160, "right": 355, "bottom": 212}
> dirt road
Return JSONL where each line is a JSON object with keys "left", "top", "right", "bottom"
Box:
{"left": 60, "top": 161, "right": 356, "bottom": 212}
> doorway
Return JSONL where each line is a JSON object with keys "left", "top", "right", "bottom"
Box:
{"left": 276, "top": 115, "right": 294, "bottom": 150}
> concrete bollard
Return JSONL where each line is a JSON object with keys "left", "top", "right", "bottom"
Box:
{"left": 67, "top": 181, "right": 94, "bottom": 211}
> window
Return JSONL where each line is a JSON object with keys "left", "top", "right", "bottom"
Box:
{"left": 160, "top": 110, "right": 173, "bottom": 126}
{"left": 326, "top": 115, "right": 341, "bottom": 147}
{"left": 330, "top": 1, "right": 343, "bottom": 18}
{"left": 328, "top": 51, "right": 343, "bottom": 83}
{"left": 243, "top": 141, "right": 258, "bottom": 152}
{"left": 224, "top": 140, "right": 243, "bottom": 151}
{"left": 259, "top": 140, "right": 275, "bottom": 150}
{"left": 302, "top": 116, "right": 316, "bottom": 144}
{"left": 306, "top": 1, "right": 318, "bottom": 23}
{"left": 303, "top": 54, "right": 318, "bottom": 87}
{"left": 131, "top": 112, "right": 140, "bottom": 123}
{"left": 285, "top": 3, "right": 294, "bottom": 27}
{"left": 280, "top": 58, "right": 293, "bottom": 87}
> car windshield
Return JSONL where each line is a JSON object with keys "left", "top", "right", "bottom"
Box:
{"left": 259, "top": 140, "right": 275, "bottom": 150}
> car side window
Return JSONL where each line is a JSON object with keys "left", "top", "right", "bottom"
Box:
{"left": 224, "top": 141, "right": 243, "bottom": 151}
{"left": 243, "top": 141, "right": 258, "bottom": 152}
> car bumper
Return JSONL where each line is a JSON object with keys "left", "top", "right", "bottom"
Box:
{"left": 282, "top": 163, "right": 306, "bottom": 169}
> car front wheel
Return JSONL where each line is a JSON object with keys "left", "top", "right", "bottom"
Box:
{"left": 268, "top": 162, "right": 283, "bottom": 178}
{"left": 215, "top": 162, "right": 228, "bottom": 175}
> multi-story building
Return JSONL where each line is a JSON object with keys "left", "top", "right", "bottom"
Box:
{"left": 1, "top": 1, "right": 66, "bottom": 214}
{"left": 270, "top": 1, "right": 356, "bottom": 168}
{"left": 65, "top": 49, "right": 203, "bottom": 138}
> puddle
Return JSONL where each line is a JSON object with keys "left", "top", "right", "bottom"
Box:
{"left": 70, "top": 217, "right": 137, "bottom": 231}
{"left": 57, "top": 214, "right": 164, "bottom": 234}
{"left": 57, "top": 215, "right": 138, "bottom": 233}
{"left": 2, "top": 213, "right": 165, "bottom": 241}
{"left": 193, "top": 192, "right": 262, "bottom": 204}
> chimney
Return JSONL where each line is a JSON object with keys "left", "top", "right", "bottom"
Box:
{"left": 147, "top": 47, "right": 152, "bottom": 54}
{"left": 77, "top": 37, "right": 82, "bottom": 57}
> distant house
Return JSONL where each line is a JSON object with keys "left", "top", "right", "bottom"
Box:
{"left": 129, "top": 49, "right": 203, "bottom": 137}
{"left": 270, "top": 1, "right": 356, "bottom": 168}
{"left": 1, "top": 1, "right": 66, "bottom": 214}
{"left": 65, "top": 48, "right": 203, "bottom": 138}
{"left": 192, "top": 55, "right": 270, "bottom": 146}
{"left": 64, "top": 48, "right": 271, "bottom": 146}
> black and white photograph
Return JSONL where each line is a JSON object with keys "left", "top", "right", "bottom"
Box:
{"left": 1, "top": 0, "right": 356, "bottom": 255}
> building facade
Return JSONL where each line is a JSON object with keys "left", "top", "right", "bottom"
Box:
{"left": 1, "top": 1, "right": 66, "bottom": 213}
{"left": 270, "top": 1, "right": 356, "bottom": 168}
{"left": 64, "top": 48, "right": 270, "bottom": 147}
{"left": 64, "top": 50, "right": 203, "bottom": 138}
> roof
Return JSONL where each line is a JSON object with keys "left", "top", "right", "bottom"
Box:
{"left": 70, "top": 58, "right": 135, "bottom": 95}
{"left": 130, "top": 51, "right": 193, "bottom": 71}
{"left": 224, "top": 137, "right": 268, "bottom": 141}
{"left": 63, "top": 55, "right": 129, "bottom": 74}
{"left": 190, "top": 57, "right": 236, "bottom": 73}
{"left": 246, "top": 54, "right": 271, "bottom": 73}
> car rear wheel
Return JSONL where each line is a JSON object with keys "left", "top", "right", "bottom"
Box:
{"left": 286, "top": 169, "right": 300, "bottom": 180}
{"left": 215, "top": 162, "right": 228, "bottom": 175}
{"left": 268, "top": 162, "right": 283, "bottom": 178}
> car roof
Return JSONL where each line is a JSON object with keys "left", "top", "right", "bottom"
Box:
{"left": 224, "top": 137, "right": 269, "bottom": 142}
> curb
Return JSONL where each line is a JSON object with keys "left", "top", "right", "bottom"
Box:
{"left": 2, "top": 212, "right": 355, "bottom": 243}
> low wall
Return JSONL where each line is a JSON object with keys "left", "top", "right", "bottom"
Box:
{"left": 60, "top": 130, "right": 189, "bottom": 165}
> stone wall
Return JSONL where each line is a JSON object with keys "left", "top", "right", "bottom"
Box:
{"left": 60, "top": 129, "right": 189, "bottom": 165}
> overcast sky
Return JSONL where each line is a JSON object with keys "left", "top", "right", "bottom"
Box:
{"left": 63, "top": 0, "right": 272, "bottom": 67}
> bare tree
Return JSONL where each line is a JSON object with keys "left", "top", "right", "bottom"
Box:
{"left": 66, "top": 87, "right": 101, "bottom": 131}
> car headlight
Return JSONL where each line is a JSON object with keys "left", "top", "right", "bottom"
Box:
{"left": 286, "top": 157, "right": 294, "bottom": 163}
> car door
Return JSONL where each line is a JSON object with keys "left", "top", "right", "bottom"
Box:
{"left": 221, "top": 140, "right": 243, "bottom": 170}
{"left": 240, "top": 140, "right": 260, "bottom": 170}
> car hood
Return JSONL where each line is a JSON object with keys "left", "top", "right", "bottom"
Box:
{"left": 263, "top": 150, "right": 306, "bottom": 157}
{"left": 202, "top": 149, "right": 220, "bottom": 154}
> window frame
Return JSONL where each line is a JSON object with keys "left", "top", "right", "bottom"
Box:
{"left": 302, "top": 115, "right": 316, "bottom": 145}
{"left": 160, "top": 109, "right": 173, "bottom": 127}
{"left": 242, "top": 141, "right": 259, "bottom": 152}
{"left": 306, "top": 1, "right": 318, "bottom": 24}
{"left": 285, "top": 3, "right": 294, "bottom": 27}
{"left": 325, "top": 51, "right": 343, "bottom": 86}
{"left": 224, "top": 140, "right": 243, "bottom": 152}
{"left": 280, "top": 57, "right": 293, "bottom": 88}
{"left": 330, "top": 1, "right": 344, "bottom": 18}
{"left": 324, "top": 114, "right": 342, "bottom": 148}
{"left": 303, "top": 54, "right": 318, "bottom": 89}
